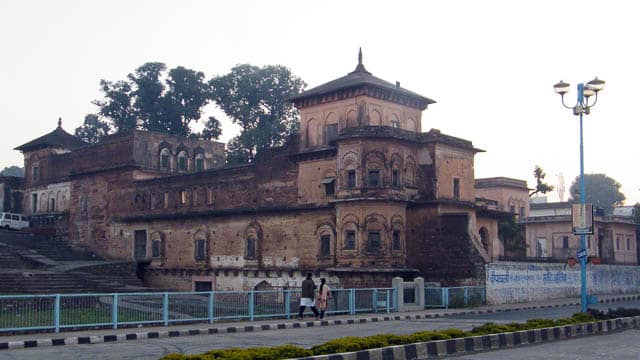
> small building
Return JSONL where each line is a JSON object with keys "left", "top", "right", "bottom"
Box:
{"left": 0, "top": 175, "right": 24, "bottom": 213}
{"left": 522, "top": 202, "right": 637, "bottom": 265}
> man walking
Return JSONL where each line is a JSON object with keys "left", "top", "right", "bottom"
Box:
{"left": 297, "top": 272, "right": 320, "bottom": 320}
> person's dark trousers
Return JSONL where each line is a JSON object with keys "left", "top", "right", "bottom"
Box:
{"left": 298, "top": 306, "right": 319, "bottom": 319}
{"left": 320, "top": 310, "right": 326, "bottom": 319}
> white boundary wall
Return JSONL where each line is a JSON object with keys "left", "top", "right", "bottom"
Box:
{"left": 486, "top": 261, "right": 640, "bottom": 305}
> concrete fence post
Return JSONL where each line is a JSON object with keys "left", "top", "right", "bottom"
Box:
{"left": 163, "top": 292, "right": 169, "bottom": 326}
{"left": 208, "top": 292, "right": 214, "bottom": 324}
{"left": 392, "top": 277, "right": 404, "bottom": 312}
{"left": 386, "top": 289, "right": 390, "bottom": 313}
{"left": 414, "top": 277, "right": 425, "bottom": 308}
{"left": 349, "top": 288, "right": 356, "bottom": 315}
{"left": 112, "top": 293, "right": 119, "bottom": 329}
{"left": 372, "top": 288, "right": 378, "bottom": 312}
{"left": 54, "top": 294, "right": 60, "bottom": 333}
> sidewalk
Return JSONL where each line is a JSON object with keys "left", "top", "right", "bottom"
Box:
{"left": 1, "top": 293, "right": 638, "bottom": 350}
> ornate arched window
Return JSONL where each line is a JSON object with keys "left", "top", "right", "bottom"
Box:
{"left": 244, "top": 223, "right": 262, "bottom": 261}
{"left": 390, "top": 154, "right": 403, "bottom": 188}
{"left": 316, "top": 224, "right": 335, "bottom": 258}
{"left": 364, "top": 213, "right": 387, "bottom": 254}
{"left": 325, "top": 113, "right": 338, "bottom": 144}
{"left": 159, "top": 148, "right": 172, "bottom": 171}
{"left": 307, "top": 118, "right": 319, "bottom": 147}
{"left": 390, "top": 114, "right": 400, "bottom": 128}
{"left": 341, "top": 214, "right": 359, "bottom": 251}
{"left": 365, "top": 151, "right": 385, "bottom": 188}
{"left": 346, "top": 109, "right": 358, "bottom": 128}
{"left": 195, "top": 153, "right": 205, "bottom": 172}
{"left": 341, "top": 152, "right": 359, "bottom": 190}
{"left": 391, "top": 215, "right": 404, "bottom": 251}
{"left": 370, "top": 109, "right": 382, "bottom": 126}
{"left": 406, "top": 118, "right": 417, "bottom": 131}
{"left": 150, "top": 232, "right": 164, "bottom": 259}
{"left": 404, "top": 156, "right": 417, "bottom": 187}
{"left": 178, "top": 151, "right": 188, "bottom": 172}
{"left": 194, "top": 236, "right": 206, "bottom": 261}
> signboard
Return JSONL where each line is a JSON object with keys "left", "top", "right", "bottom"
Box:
{"left": 572, "top": 203, "right": 594, "bottom": 235}
{"left": 576, "top": 249, "right": 588, "bottom": 259}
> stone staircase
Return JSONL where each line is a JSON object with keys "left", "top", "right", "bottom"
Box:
{"left": 0, "top": 229, "right": 156, "bottom": 295}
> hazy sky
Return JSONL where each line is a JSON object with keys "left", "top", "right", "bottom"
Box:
{"left": 1, "top": 0, "right": 638, "bottom": 204}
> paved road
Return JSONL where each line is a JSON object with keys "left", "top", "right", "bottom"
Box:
{"left": 1, "top": 300, "right": 639, "bottom": 360}
{"left": 454, "top": 329, "right": 640, "bottom": 360}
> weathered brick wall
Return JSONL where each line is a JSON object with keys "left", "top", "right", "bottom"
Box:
{"left": 112, "top": 207, "right": 335, "bottom": 269}
{"left": 334, "top": 201, "right": 407, "bottom": 268}
{"left": 68, "top": 169, "right": 137, "bottom": 259}
{"left": 132, "top": 131, "right": 225, "bottom": 172}
{"left": 406, "top": 207, "right": 484, "bottom": 285}
{"left": 127, "top": 144, "right": 299, "bottom": 218}
{"left": 432, "top": 143, "right": 475, "bottom": 202}
{"left": 298, "top": 96, "right": 423, "bottom": 149}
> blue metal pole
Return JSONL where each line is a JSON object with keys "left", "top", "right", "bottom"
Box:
{"left": 349, "top": 288, "right": 355, "bottom": 315}
{"left": 249, "top": 291, "right": 254, "bottom": 321}
{"left": 578, "top": 83, "right": 588, "bottom": 313}
{"left": 285, "top": 290, "right": 291, "bottom": 319}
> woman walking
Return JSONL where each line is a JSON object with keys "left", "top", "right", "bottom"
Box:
{"left": 317, "top": 278, "right": 332, "bottom": 319}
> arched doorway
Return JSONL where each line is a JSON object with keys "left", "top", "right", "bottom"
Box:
{"left": 479, "top": 227, "right": 490, "bottom": 256}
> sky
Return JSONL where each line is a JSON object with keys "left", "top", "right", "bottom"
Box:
{"left": 1, "top": 0, "right": 639, "bottom": 204}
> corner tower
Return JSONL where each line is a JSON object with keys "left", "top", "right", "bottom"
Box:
{"left": 291, "top": 49, "right": 435, "bottom": 149}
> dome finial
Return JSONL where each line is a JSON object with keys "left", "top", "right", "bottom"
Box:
{"left": 350, "top": 47, "right": 371, "bottom": 75}
{"left": 58, "top": 117, "right": 62, "bottom": 128}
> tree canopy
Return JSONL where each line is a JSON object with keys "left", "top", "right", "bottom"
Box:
{"left": 529, "top": 165, "right": 555, "bottom": 197}
{"left": 75, "top": 114, "right": 112, "bottom": 144}
{"left": 569, "top": 173, "right": 626, "bottom": 215}
{"left": 210, "top": 64, "right": 306, "bottom": 164}
{"left": 76, "top": 62, "right": 305, "bottom": 165}
{"left": 0, "top": 166, "right": 24, "bottom": 177}
{"left": 76, "top": 62, "right": 220, "bottom": 143}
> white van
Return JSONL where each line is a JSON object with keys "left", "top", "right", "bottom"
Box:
{"left": 0, "top": 212, "right": 29, "bottom": 230}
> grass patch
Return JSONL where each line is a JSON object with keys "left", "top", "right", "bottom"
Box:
{"left": 160, "top": 311, "right": 610, "bottom": 360}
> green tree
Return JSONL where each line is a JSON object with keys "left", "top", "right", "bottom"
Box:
{"left": 78, "top": 62, "right": 219, "bottom": 140}
{"left": 0, "top": 166, "right": 24, "bottom": 177}
{"left": 93, "top": 80, "right": 137, "bottom": 132}
{"left": 529, "top": 165, "right": 555, "bottom": 197}
{"left": 210, "top": 64, "right": 305, "bottom": 163}
{"left": 74, "top": 114, "right": 112, "bottom": 144}
{"left": 569, "top": 173, "right": 625, "bottom": 215}
{"left": 498, "top": 215, "right": 525, "bottom": 258}
{"left": 633, "top": 203, "right": 640, "bottom": 224}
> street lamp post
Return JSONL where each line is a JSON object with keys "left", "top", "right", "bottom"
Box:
{"left": 553, "top": 77, "right": 605, "bottom": 313}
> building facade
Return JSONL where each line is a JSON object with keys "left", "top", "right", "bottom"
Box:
{"left": 10, "top": 55, "right": 512, "bottom": 291}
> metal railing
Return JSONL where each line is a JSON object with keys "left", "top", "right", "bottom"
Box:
{"left": 0, "top": 288, "right": 395, "bottom": 333}
{"left": 425, "top": 286, "right": 485, "bottom": 309}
